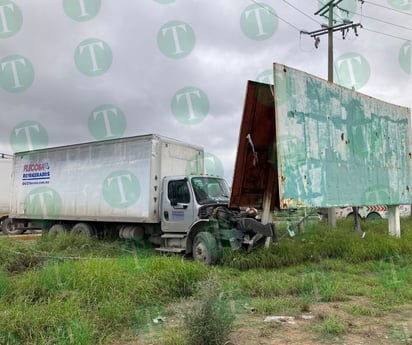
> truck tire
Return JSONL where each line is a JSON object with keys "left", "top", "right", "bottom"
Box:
{"left": 49, "top": 223, "right": 70, "bottom": 235}
{"left": 1, "top": 218, "right": 24, "bottom": 235}
{"left": 192, "top": 232, "right": 218, "bottom": 265}
{"left": 71, "top": 222, "right": 95, "bottom": 238}
{"left": 366, "top": 212, "right": 381, "bottom": 220}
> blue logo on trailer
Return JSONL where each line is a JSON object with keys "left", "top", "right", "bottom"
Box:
{"left": 22, "top": 162, "right": 51, "bottom": 185}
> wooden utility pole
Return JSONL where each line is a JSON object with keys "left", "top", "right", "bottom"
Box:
{"left": 303, "top": 0, "right": 361, "bottom": 228}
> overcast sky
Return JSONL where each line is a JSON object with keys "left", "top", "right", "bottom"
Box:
{"left": 0, "top": 0, "right": 411, "bottom": 183}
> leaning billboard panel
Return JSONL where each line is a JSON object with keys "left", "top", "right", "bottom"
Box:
{"left": 274, "top": 63, "right": 412, "bottom": 208}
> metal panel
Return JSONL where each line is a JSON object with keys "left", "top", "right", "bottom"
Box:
{"left": 229, "top": 81, "right": 279, "bottom": 209}
{"left": 274, "top": 63, "right": 412, "bottom": 208}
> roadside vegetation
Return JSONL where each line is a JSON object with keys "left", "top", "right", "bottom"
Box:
{"left": 1, "top": 217, "right": 412, "bottom": 344}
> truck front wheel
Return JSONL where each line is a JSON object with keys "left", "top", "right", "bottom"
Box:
{"left": 192, "top": 232, "right": 218, "bottom": 265}
{"left": 1, "top": 218, "right": 25, "bottom": 235}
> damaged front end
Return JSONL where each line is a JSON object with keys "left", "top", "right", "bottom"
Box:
{"left": 207, "top": 206, "right": 276, "bottom": 253}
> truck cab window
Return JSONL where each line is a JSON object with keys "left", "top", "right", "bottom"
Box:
{"left": 191, "top": 176, "right": 230, "bottom": 205}
{"left": 168, "top": 180, "right": 190, "bottom": 204}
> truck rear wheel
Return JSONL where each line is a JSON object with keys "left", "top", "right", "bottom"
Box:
{"left": 71, "top": 222, "right": 95, "bottom": 238}
{"left": 366, "top": 212, "right": 381, "bottom": 220}
{"left": 192, "top": 232, "right": 218, "bottom": 265}
{"left": 1, "top": 218, "right": 25, "bottom": 235}
{"left": 49, "top": 223, "right": 70, "bottom": 235}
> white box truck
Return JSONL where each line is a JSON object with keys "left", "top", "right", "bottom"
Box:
{"left": 8, "top": 134, "right": 274, "bottom": 263}
{"left": 0, "top": 157, "right": 12, "bottom": 222}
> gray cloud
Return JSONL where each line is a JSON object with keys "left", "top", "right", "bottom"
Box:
{"left": 0, "top": 0, "right": 411, "bottom": 184}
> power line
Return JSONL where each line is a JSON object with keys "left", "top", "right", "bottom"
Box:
{"left": 344, "top": 1, "right": 412, "bottom": 41}
{"left": 362, "top": 0, "right": 412, "bottom": 17}
{"left": 247, "top": 0, "right": 326, "bottom": 52}
{"left": 280, "top": 0, "right": 322, "bottom": 25}
{"left": 362, "top": 26, "right": 411, "bottom": 41}
{"left": 250, "top": 0, "right": 301, "bottom": 32}
{"left": 342, "top": 7, "right": 412, "bottom": 32}
{"left": 248, "top": 1, "right": 410, "bottom": 44}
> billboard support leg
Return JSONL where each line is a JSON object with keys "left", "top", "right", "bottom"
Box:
{"left": 388, "top": 205, "right": 400, "bottom": 238}
{"left": 353, "top": 207, "right": 361, "bottom": 231}
{"left": 262, "top": 165, "right": 276, "bottom": 248}
{"left": 261, "top": 190, "right": 273, "bottom": 249}
{"left": 328, "top": 207, "right": 336, "bottom": 228}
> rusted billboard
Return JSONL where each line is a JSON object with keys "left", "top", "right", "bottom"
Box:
{"left": 230, "top": 64, "right": 412, "bottom": 210}
{"left": 230, "top": 81, "right": 279, "bottom": 210}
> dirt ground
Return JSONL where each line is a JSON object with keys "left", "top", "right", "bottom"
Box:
{"left": 118, "top": 298, "right": 412, "bottom": 345}
{"left": 228, "top": 301, "right": 412, "bottom": 345}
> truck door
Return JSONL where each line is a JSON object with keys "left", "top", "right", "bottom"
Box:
{"left": 161, "top": 178, "right": 195, "bottom": 233}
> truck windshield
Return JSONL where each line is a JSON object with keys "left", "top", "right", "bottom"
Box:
{"left": 191, "top": 176, "right": 230, "bottom": 205}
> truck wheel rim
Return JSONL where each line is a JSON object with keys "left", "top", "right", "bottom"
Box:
{"left": 195, "top": 243, "right": 207, "bottom": 261}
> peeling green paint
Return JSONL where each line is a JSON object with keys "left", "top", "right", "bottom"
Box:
{"left": 274, "top": 64, "right": 412, "bottom": 208}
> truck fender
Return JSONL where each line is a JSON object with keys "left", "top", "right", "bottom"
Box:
{"left": 185, "top": 219, "right": 211, "bottom": 255}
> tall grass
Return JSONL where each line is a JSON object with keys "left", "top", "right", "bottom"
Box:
{"left": 35, "top": 231, "right": 126, "bottom": 258}
{"left": 0, "top": 234, "right": 209, "bottom": 345}
{"left": 0, "top": 238, "right": 43, "bottom": 274}
{"left": 221, "top": 218, "right": 412, "bottom": 270}
{"left": 315, "top": 314, "right": 347, "bottom": 337}
{"left": 1, "top": 218, "right": 412, "bottom": 344}
{"left": 0, "top": 269, "right": 9, "bottom": 298}
{"left": 220, "top": 218, "right": 412, "bottom": 324}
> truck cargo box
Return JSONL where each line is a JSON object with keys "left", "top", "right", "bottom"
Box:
{"left": 0, "top": 158, "right": 12, "bottom": 215}
{"left": 10, "top": 134, "right": 203, "bottom": 223}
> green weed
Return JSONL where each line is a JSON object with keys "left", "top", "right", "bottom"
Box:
{"left": 48, "top": 319, "right": 93, "bottom": 345}
{"left": 147, "top": 256, "right": 209, "bottom": 299}
{"left": 0, "top": 253, "right": 209, "bottom": 345}
{"left": 160, "top": 327, "right": 189, "bottom": 345}
{"left": 259, "top": 321, "right": 283, "bottom": 337}
{"left": 221, "top": 220, "right": 412, "bottom": 270}
{"left": 0, "top": 237, "right": 42, "bottom": 274}
{"left": 0, "top": 268, "right": 9, "bottom": 297}
{"left": 35, "top": 232, "right": 122, "bottom": 258}
{"left": 183, "top": 274, "right": 235, "bottom": 345}
{"left": 251, "top": 296, "right": 302, "bottom": 315}
{"left": 294, "top": 271, "right": 347, "bottom": 302}
{"left": 343, "top": 304, "right": 381, "bottom": 317}
{"left": 2, "top": 218, "right": 412, "bottom": 345}
{"left": 390, "top": 324, "right": 412, "bottom": 344}
{"left": 237, "top": 270, "right": 297, "bottom": 297}
{"left": 0, "top": 297, "right": 84, "bottom": 345}
{"left": 316, "top": 314, "right": 347, "bottom": 337}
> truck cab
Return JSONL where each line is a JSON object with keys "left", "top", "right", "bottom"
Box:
{"left": 158, "top": 175, "right": 230, "bottom": 261}
{"left": 157, "top": 175, "right": 274, "bottom": 264}
{"left": 161, "top": 175, "right": 230, "bottom": 233}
